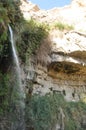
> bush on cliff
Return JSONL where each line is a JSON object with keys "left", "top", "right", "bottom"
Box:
{"left": 0, "top": 73, "right": 10, "bottom": 115}
{"left": 17, "top": 19, "right": 49, "bottom": 62}
{"left": 25, "top": 93, "right": 86, "bottom": 130}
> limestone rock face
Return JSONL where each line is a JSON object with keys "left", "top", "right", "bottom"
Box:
{"left": 72, "top": 0, "right": 86, "bottom": 7}
{"left": 20, "top": 0, "right": 40, "bottom": 20}
{"left": 21, "top": 0, "right": 86, "bottom": 102}
{"left": 20, "top": 0, "right": 86, "bottom": 31}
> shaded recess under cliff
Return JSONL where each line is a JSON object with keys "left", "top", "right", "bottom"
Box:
{"left": 48, "top": 61, "right": 86, "bottom": 78}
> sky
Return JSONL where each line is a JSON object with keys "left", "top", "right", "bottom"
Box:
{"left": 30, "top": 0, "right": 72, "bottom": 10}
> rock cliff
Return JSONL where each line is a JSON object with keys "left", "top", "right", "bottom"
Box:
{"left": 0, "top": 0, "right": 86, "bottom": 130}
{"left": 20, "top": 0, "right": 86, "bottom": 102}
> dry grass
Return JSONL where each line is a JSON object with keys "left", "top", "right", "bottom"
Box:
{"left": 36, "top": 37, "right": 52, "bottom": 66}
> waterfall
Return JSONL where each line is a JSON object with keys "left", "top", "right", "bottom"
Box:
{"left": 8, "top": 25, "right": 25, "bottom": 130}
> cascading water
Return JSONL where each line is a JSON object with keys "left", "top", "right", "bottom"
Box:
{"left": 8, "top": 25, "right": 25, "bottom": 130}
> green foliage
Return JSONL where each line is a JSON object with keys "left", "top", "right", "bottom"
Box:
{"left": 25, "top": 93, "right": 65, "bottom": 130}
{"left": 0, "top": 73, "right": 10, "bottom": 115}
{"left": 0, "top": 0, "right": 23, "bottom": 58}
{"left": 1, "top": 0, "right": 23, "bottom": 27}
{"left": 54, "top": 22, "right": 74, "bottom": 31}
{"left": 0, "top": 0, "right": 22, "bottom": 35}
{"left": 0, "top": 0, "right": 24, "bottom": 115}
{"left": 0, "top": 1, "right": 49, "bottom": 63}
{"left": 25, "top": 93, "right": 86, "bottom": 130}
{"left": 17, "top": 19, "right": 49, "bottom": 62}
{"left": 0, "top": 4, "right": 8, "bottom": 48}
{"left": 25, "top": 93, "right": 61, "bottom": 130}
{"left": 65, "top": 101, "right": 86, "bottom": 130}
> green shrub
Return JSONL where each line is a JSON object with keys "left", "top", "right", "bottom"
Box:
{"left": 0, "top": 73, "right": 10, "bottom": 115}
{"left": 17, "top": 19, "right": 49, "bottom": 62}
{"left": 25, "top": 93, "right": 86, "bottom": 130}
{"left": 25, "top": 93, "right": 65, "bottom": 130}
{"left": 1, "top": 0, "right": 23, "bottom": 26}
{"left": 0, "top": 0, "right": 23, "bottom": 58}
{"left": 65, "top": 101, "right": 86, "bottom": 130}
{"left": 0, "top": 4, "right": 8, "bottom": 45}
{"left": 54, "top": 22, "right": 74, "bottom": 31}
